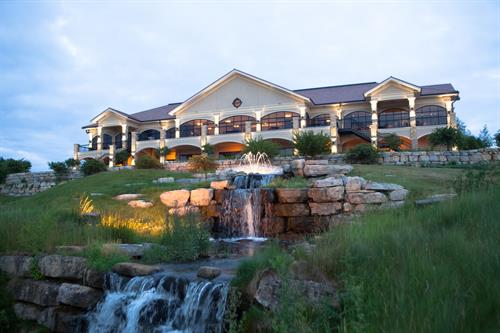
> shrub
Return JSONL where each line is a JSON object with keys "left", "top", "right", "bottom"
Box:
{"left": 293, "top": 130, "right": 330, "bottom": 158}
{"left": 382, "top": 133, "right": 402, "bottom": 151}
{"left": 457, "top": 135, "right": 485, "bottom": 150}
{"left": 495, "top": 130, "right": 500, "bottom": 147}
{"left": 187, "top": 154, "right": 217, "bottom": 178}
{"left": 0, "top": 158, "right": 31, "bottom": 183}
{"left": 202, "top": 143, "right": 215, "bottom": 156}
{"left": 48, "top": 161, "right": 68, "bottom": 177}
{"left": 115, "top": 149, "right": 130, "bottom": 165}
{"left": 81, "top": 159, "right": 107, "bottom": 176}
{"left": 64, "top": 158, "right": 80, "bottom": 168}
{"left": 156, "top": 147, "right": 171, "bottom": 162}
{"left": 135, "top": 155, "right": 162, "bottom": 169}
{"left": 243, "top": 136, "right": 280, "bottom": 158}
{"left": 345, "top": 144, "right": 379, "bottom": 164}
{"left": 428, "top": 127, "right": 460, "bottom": 151}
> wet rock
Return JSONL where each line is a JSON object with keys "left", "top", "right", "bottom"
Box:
{"left": 312, "top": 176, "right": 344, "bottom": 188}
{"left": 260, "top": 217, "right": 286, "bottom": 236}
{"left": 8, "top": 278, "right": 60, "bottom": 306}
{"left": 160, "top": 189, "right": 190, "bottom": 207}
{"left": 190, "top": 188, "right": 214, "bottom": 206}
{"left": 14, "top": 302, "right": 44, "bottom": 321}
{"left": 345, "top": 176, "right": 365, "bottom": 192}
{"left": 57, "top": 283, "right": 103, "bottom": 309}
{"left": 0, "top": 255, "right": 33, "bottom": 277}
{"left": 38, "top": 255, "right": 86, "bottom": 280}
{"left": 113, "top": 193, "right": 143, "bottom": 201}
{"left": 201, "top": 203, "right": 220, "bottom": 218}
{"left": 346, "top": 192, "right": 388, "bottom": 204}
{"left": 40, "top": 306, "right": 87, "bottom": 333}
{"left": 213, "top": 189, "right": 225, "bottom": 203}
{"left": 83, "top": 268, "right": 105, "bottom": 289}
{"left": 309, "top": 202, "right": 342, "bottom": 215}
{"left": 363, "top": 181, "right": 403, "bottom": 191}
{"left": 197, "top": 266, "right": 221, "bottom": 280}
{"left": 388, "top": 189, "right": 409, "bottom": 201}
{"left": 308, "top": 187, "right": 344, "bottom": 202}
{"left": 128, "top": 200, "right": 154, "bottom": 208}
{"left": 112, "top": 262, "right": 160, "bottom": 277}
{"left": 275, "top": 188, "right": 308, "bottom": 203}
{"left": 255, "top": 269, "right": 281, "bottom": 311}
{"left": 287, "top": 216, "right": 331, "bottom": 233}
{"left": 273, "top": 203, "right": 310, "bottom": 217}
{"left": 210, "top": 180, "right": 229, "bottom": 190}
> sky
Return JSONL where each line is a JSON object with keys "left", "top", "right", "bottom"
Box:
{"left": 0, "top": 0, "right": 499, "bottom": 171}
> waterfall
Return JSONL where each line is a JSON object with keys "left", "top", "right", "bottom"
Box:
{"left": 88, "top": 273, "right": 228, "bottom": 333}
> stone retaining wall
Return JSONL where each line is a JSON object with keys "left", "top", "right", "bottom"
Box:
{"left": 0, "top": 170, "right": 82, "bottom": 196}
{"left": 0, "top": 255, "right": 105, "bottom": 332}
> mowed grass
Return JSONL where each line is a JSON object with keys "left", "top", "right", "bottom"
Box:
{"left": 0, "top": 169, "right": 208, "bottom": 253}
{"left": 351, "top": 164, "right": 463, "bottom": 199}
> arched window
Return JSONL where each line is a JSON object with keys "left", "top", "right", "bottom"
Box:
{"left": 416, "top": 105, "right": 447, "bottom": 126}
{"left": 342, "top": 111, "right": 371, "bottom": 129}
{"left": 138, "top": 129, "right": 160, "bottom": 141}
{"left": 114, "top": 134, "right": 122, "bottom": 149}
{"left": 307, "top": 114, "right": 331, "bottom": 127}
{"left": 378, "top": 109, "right": 410, "bottom": 129}
{"left": 91, "top": 136, "right": 98, "bottom": 150}
{"left": 165, "top": 127, "right": 176, "bottom": 139}
{"left": 102, "top": 134, "right": 113, "bottom": 149}
{"left": 261, "top": 111, "right": 298, "bottom": 131}
{"left": 180, "top": 119, "right": 215, "bottom": 137}
{"left": 219, "top": 115, "right": 256, "bottom": 134}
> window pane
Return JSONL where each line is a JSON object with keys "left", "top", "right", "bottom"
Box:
{"left": 416, "top": 105, "right": 447, "bottom": 126}
{"left": 261, "top": 111, "right": 298, "bottom": 131}
{"left": 180, "top": 119, "right": 215, "bottom": 137}
{"left": 219, "top": 115, "right": 256, "bottom": 134}
{"left": 378, "top": 109, "right": 410, "bottom": 128}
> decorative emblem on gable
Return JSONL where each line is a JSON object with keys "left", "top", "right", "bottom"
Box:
{"left": 232, "top": 98, "right": 242, "bottom": 108}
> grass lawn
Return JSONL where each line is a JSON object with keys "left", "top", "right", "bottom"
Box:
{"left": 351, "top": 164, "right": 463, "bottom": 199}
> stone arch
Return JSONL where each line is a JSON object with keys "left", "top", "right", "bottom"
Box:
{"left": 417, "top": 134, "right": 431, "bottom": 149}
{"left": 135, "top": 148, "right": 159, "bottom": 159}
{"left": 340, "top": 135, "right": 367, "bottom": 152}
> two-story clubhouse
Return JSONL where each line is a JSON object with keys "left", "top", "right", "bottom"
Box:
{"left": 75, "top": 69, "right": 459, "bottom": 166}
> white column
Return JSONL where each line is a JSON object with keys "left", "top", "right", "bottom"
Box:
{"left": 370, "top": 100, "right": 378, "bottom": 148}
{"left": 97, "top": 126, "right": 103, "bottom": 151}
{"left": 200, "top": 125, "right": 207, "bottom": 147}
{"left": 298, "top": 106, "right": 307, "bottom": 128}
{"left": 255, "top": 111, "right": 262, "bottom": 132}
{"left": 244, "top": 121, "right": 252, "bottom": 141}
{"left": 121, "top": 124, "right": 128, "bottom": 150}
{"left": 330, "top": 111, "right": 338, "bottom": 154}
{"left": 73, "top": 144, "right": 79, "bottom": 160}
{"left": 175, "top": 119, "right": 180, "bottom": 138}
{"left": 131, "top": 131, "right": 137, "bottom": 166}
{"left": 109, "top": 144, "right": 115, "bottom": 168}
{"left": 87, "top": 131, "right": 93, "bottom": 149}
{"left": 159, "top": 129, "right": 166, "bottom": 164}
{"left": 445, "top": 99, "right": 455, "bottom": 128}
{"left": 408, "top": 97, "right": 417, "bottom": 150}
{"left": 214, "top": 114, "right": 220, "bottom": 135}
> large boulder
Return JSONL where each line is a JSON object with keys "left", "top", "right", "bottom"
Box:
{"left": 0, "top": 255, "right": 33, "bottom": 277}
{"left": 275, "top": 188, "right": 308, "bottom": 203}
{"left": 312, "top": 177, "right": 344, "bottom": 188}
{"left": 364, "top": 181, "right": 403, "bottom": 191}
{"left": 197, "top": 266, "right": 221, "bottom": 280}
{"left": 308, "top": 187, "right": 344, "bottom": 202}
{"left": 38, "top": 255, "right": 86, "bottom": 280}
{"left": 8, "top": 278, "right": 60, "bottom": 306}
{"left": 39, "top": 306, "right": 87, "bottom": 333}
{"left": 210, "top": 180, "right": 229, "bottom": 190}
{"left": 344, "top": 176, "right": 365, "bottom": 192}
{"left": 287, "top": 216, "right": 331, "bottom": 233}
{"left": 273, "top": 203, "right": 310, "bottom": 217}
{"left": 346, "top": 192, "right": 388, "bottom": 204}
{"left": 388, "top": 189, "right": 409, "bottom": 201}
{"left": 14, "top": 302, "right": 44, "bottom": 322}
{"left": 112, "top": 262, "right": 160, "bottom": 277}
{"left": 160, "top": 189, "right": 190, "bottom": 207}
{"left": 309, "top": 202, "right": 342, "bottom": 215}
{"left": 190, "top": 188, "right": 214, "bottom": 206}
{"left": 254, "top": 269, "right": 281, "bottom": 311}
{"left": 305, "top": 159, "right": 328, "bottom": 165}
{"left": 291, "top": 159, "right": 305, "bottom": 176}
{"left": 303, "top": 164, "right": 352, "bottom": 177}
{"left": 260, "top": 217, "right": 286, "bottom": 236}
{"left": 83, "top": 268, "right": 105, "bottom": 289}
{"left": 57, "top": 283, "right": 103, "bottom": 309}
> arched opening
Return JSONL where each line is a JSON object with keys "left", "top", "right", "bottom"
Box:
{"left": 341, "top": 135, "right": 368, "bottom": 152}
{"left": 342, "top": 111, "right": 371, "bottom": 130}
{"left": 165, "top": 127, "right": 176, "bottom": 139}
{"left": 114, "top": 134, "right": 122, "bottom": 149}
{"left": 213, "top": 142, "right": 245, "bottom": 159}
{"left": 379, "top": 135, "right": 412, "bottom": 151}
{"left": 418, "top": 135, "right": 431, "bottom": 149}
{"left": 416, "top": 105, "right": 447, "bottom": 126}
{"left": 307, "top": 114, "right": 330, "bottom": 127}
{"left": 180, "top": 119, "right": 215, "bottom": 137}
{"left": 102, "top": 134, "right": 113, "bottom": 149}
{"left": 169, "top": 145, "right": 202, "bottom": 161}
{"left": 138, "top": 129, "right": 160, "bottom": 141}
{"left": 378, "top": 108, "right": 410, "bottom": 129}
{"left": 219, "top": 115, "right": 256, "bottom": 134}
{"left": 261, "top": 111, "right": 299, "bottom": 131}
{"left": 136, "top": 148, "right": 159, "bottom": 160}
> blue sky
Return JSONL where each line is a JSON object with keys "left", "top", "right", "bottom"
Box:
{"left": 0, "top": 0, "right": 499, "bottom": 171}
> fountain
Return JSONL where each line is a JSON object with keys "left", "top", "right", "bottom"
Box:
{"left": 215, "top": 153, "right": 280, "bottom": 239}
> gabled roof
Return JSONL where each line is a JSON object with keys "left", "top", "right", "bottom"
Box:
{"left": 90, "top": 107, "right": 140, "bottom": 123}
{"left": 130, "top": 103, "right": 180, "bottom": 122}
{"left": 169, "top": 69, "right": 311, "bottom": 115}
{"left": 364, "top": 76, "right": 421, "bottom": 97}
{"left": 294, "top": 82, "right": 378, "bottom": 105}
{"left": 420, "top": 83, "right": 458, "bottom": 96}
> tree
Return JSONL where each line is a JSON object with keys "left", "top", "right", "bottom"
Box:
{"left": 382, "top": 133, "right": 403, "bottom": 151}
{"left": 187, "top": 154, "right": 218, "bottom": 179}
{"left": 478, "top": 125, "right": 493, "bottom": 148}
{"left": 292, "top": 130, "right": 330, "bottom": 158}
{"left": 115, "top": 150, "right": 131, "bottom": 166}
{"left": 202, "top": 144, "right": 215, "bottom": 156}
{"left": 495, "top": 130, "right": 500, "bottom": 147}
{"left": 428, "top": 127, "right": 460, "bottom": 151}
{"left": 64, "top": 158, "right": 80, "bottom": 168}
{"left": 48, "top": 161, "right": 68, "bottom": 177}
{"left": 81, "top": 159, "right": 107, "bottom": 176}
{"left": 345, "top": 144, "right": 379, "bottom": 164}
{"left": 243, "top": 136, "right": 280, "bottom": 158}
{"left": 156, "top": 147, "right": 171, "bottom": 162}
{"left": 458, "top": 135, "right": 485, "bottom": 150}
{"left": 136, "top": 155, "right": 163, "bottom": 169}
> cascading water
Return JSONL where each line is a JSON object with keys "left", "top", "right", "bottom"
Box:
{"left": 215, "top": 153, "right": 281, "bottom": 239}
{"left": 88, "top": 273, "right": 228, "bottom": 333}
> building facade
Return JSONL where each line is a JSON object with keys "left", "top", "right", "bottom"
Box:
{"left": 75, "top": 69, "right": 459, "bottom": 166}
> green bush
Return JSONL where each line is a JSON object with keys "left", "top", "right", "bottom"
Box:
{"left": 48, "top": 161, "right": 68, "bottom": 176}
{"left": 0, "top": 157, "right": 31, "bottom": 183}
{"left": 382, "top": 133, "right": 402, "bottom": 151}
{"left": 495, "top": 130, "right": 500, "bottom": 147}
{"left": 201, "top": 143, "right": 215, "bottom": 156}
{"left": 429, "top": 127, "right": 460, "bottom": 151}
{"left": 135, "top": 155, "right": 162, "bottom": 169}
{"left": 293, "top": 130, "right": 330, "bottom": 158}
{"left": 458, "top": 135, "right": 485, "bottom": 150}
{"left": 81, "top": 159, "right": 107, "bottom": 176}
{"left": 345, "top": 144, "right": 379, "bottom": 164}
{"left": 64, "top": 158, "right": 80, "bottom": 168}
{"left": 243, "top": 136, "right": 280, "bottom": 158}
{"left": 187, "top": 154, "right": 217, "bottom": 178}
{"left": 115, "top": 149, "right": 130, "bottom": 165}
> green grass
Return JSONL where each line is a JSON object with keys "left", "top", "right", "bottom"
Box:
{"left": 0, "top": 169, "right": 207, "bottom": 254}
{"left": 265, "top": 176, "right": 308, "bottom": 189}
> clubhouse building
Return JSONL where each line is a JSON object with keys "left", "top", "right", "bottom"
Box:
{"left": 75, "top": 69, "right": 459, "bottom": 166}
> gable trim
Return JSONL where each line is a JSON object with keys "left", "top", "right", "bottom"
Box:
{"left": 364, "top": 77, "right": 421, "bottom": 98}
